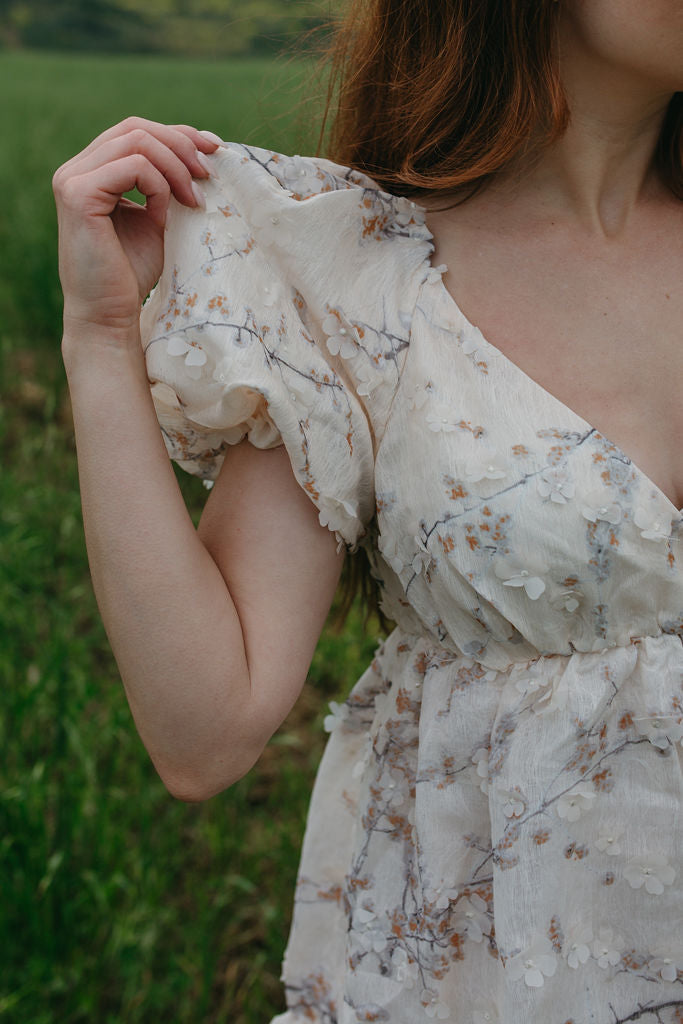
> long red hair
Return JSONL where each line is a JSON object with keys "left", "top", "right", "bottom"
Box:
{"left": 324, "top": 0, "right": 683, "bottom": 632}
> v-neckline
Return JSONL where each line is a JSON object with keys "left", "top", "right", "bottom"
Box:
{"left": 415, "top": 218, "right": 683, "bottom": 517}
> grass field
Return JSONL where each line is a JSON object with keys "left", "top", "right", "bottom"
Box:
{"left": 0, "top": 51, "right": 384, "bottom": 1023}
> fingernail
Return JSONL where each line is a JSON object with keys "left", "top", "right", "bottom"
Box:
{"left": 199, "top": 130, "right": 226, "bottom": 147}
{"left": 195, "top": 150, "right": 216, "bottom": 178}
{"left": 191, "top": 181, "right": 206, "bottom": 209}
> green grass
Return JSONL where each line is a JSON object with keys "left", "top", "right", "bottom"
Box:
{"left": 0, "top": 51, "right": 383, "bottom": 1023}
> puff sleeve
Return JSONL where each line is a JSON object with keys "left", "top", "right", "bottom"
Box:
{"left": 139, "top": 142, "right": 433, "bottom": 549}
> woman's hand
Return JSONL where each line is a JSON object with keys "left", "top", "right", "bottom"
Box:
{"left": 52, "top": 117, "right": 219, "bottom": 344}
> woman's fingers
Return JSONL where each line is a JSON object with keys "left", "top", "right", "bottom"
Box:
{"left": 58, "top": 128, "right": 203, "bottom": 211}
{"left": 57, "top": 153, "right": 172, "bottom": 229}
{"left": 54, "top": 117, "right": 219, "bottom": 196}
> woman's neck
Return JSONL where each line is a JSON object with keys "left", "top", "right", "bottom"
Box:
{"left": 495, "top": 14, "right": 675, "bottom": 238}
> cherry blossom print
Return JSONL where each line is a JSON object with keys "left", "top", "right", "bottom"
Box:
{"left": 140, "top": 142, "right": 683, "bottom": 1024}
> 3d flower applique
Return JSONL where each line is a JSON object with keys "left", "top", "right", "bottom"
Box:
{"left": 380, "top": 771, "right": 405, "bottom": 806}
{"left": 166, "top": 336, "right": 207, "bottom": 379}
{"left": 393, "top": 195, "right": 425, "bottom": 228}
{"left": 354, "top": 360, "right": 381, "bottom": 398}
{"left": 632, "top": 714, "right": 683, "bottom": 749}
{"left": 460, "top": 326, "right": 485, "bottom": 358}
{"left": 321, "top": 310, "right": 362, "bottom": 359}
{"left": 426, "top": 883, "right": 460, "bottom": 912}
{"left": 463, "top": 448, "right": 507, "bottom": 483}
{"left": 531, "top": 673, "right": 571, "bottom": 716}
{"left": 471, "top": 747, "right": 490, "bottom": 795}
{"left": 379, "top": 534, "right": 406, "bottom": 575}
{"left": 352, "top": 734, "right": 374, "bottom": 779}
{"left": 425, "top": 263, "right": 448, "bottom": 285}
{"left": 561, "top": 922, "right": 594, "bottom": 969}
{"left": 411, "top": 533, "right": 434, "bottom": 575}
{"left": 504, "top": 937, "right": 558, "bottom": 987}
{"left": 537, "top": 465, "right": 575, "bottom": 504}
{"left": 452, "top": 894, "right": 491, "bottom": 943}
{"left": 426, "top": 407, "right": 459, "bottom": 433}
{"left": 421, "top": 988, "right": 450, "bottom": 1019}
{"left": 580, "top": 490, "right": 622, "bottom": 525}
{"left": 494, "top": 558, "right": 547, "bottom": 600}
{"left": 276, "top": 154, "right": 325, "bottom": 197}
{"left": 511, "top": 663, "right": 548, "bottom": 697}
{"left": 595, "top": 827, "right": 624, "bottom": 856}
{"left": 472, "top": 1003, "right": 500, "bottom": 1024}
{"left": 323, "top": 700, "right": 349, "bottom": 733}
{"left": 352, "top": 906, "right": 388, "bottom": 953}
{"left": 409, "top": 380, "right": 436, "bottom": 412}
{"left": 549, "top": 586, "right": 584, "bottom": 614}
{"left": 647, "top": 942, "right": 683, "bottom": 982}
{"left": 317, "top": 495, "right": 359, "bottom": 543}
{"left": 497, "top": 786, "right": 527, "bottom": 819}
{"left": 391, "top": 947, "right": 419, "bottom": 988}
{"left": 622, "top": 852, "right": 676, "bottom": 894}
{"left": 248, "top": 193, "right": 296, "bottom": 247}
{"left": 556, "top": 780, "right": 597, "bottom": 821}
{"left": 591, "top": 926, "right": 624, "bottom": 969}
{"left": 202, "top": 479, "right": 215, "bottom": 491}
{"left": 633, "top": 504, "right": 673, "bottom": 542}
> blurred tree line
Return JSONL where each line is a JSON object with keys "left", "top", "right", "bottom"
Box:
{"left": 0, "top": 0, "right": 331, "bottom": 56}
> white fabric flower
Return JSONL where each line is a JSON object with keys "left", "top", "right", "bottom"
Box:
{"left": 461, "top": 327, "right": 485, "bottom": 357}
{"left": 471, "top": 747, "right": 490, "bottom": 794}
{"left": 393, "top": 196, "right": 423, "bottom": 228}
{"left": 426, "top": 408, "right": 459, "bottom": 433}
{"left": 531, "top": 673, "right": 571, "bottom": 716}
{"left": 623, "top": 853, "right": 676, "bottom": 894}
{"left": 321, "top": 311, "right": 361, "bottom": 359}
{"left": 463, "top": 449, "right": 507, "bottom": 483}
{"left": 248, "top": 194, "right": 296, "bottom": 246}
{"left": 632, "top": 714, "right": 683, "bottom": 749}
{"left": 549, "top": 587, "right": 583, "bottom": 614}
{"left": 355, "top": 361, "right": 381, "bottom": 397}
{"left": 408, "top": 381, "right": 435, "bottom": 411}
{"left": 380, "top": 771, "right": 405, "bottom": 806}
{"left": 505, "top": 937, "right": 558, "bottom": 987}
{"left": 166, "top": 336, "right": 207, "bottom": 379}
{"left": 391, "top": 947, "right": 418, "bottom": 988}
{"left": 595, "top": 828, "right": 624, "bottom": 856}
{"left": 472, "top": 1005, "right": 500, "bottom": 1024}
{"left": 580, "top": 491, "right": 622, "bottom": 525}
{"left": 427, "top": 884, "right": 460, "bottom": 911}
{"left": 592, "top": 926, "right": 623, "bottom": 969}
{"left": 557, "top": 780, "right": 597, "bottom": 821}
{"left": 323, "top": 700, "right": 349, "bottom": 733}
{"left": 411, "top": 534, "right": 434, "bottom": 574}
{"left": 379, "top": 535, "right": 405, "bottom": 575}
{"left": 353, "top": 906, "right": 388, "bottom": 953}
{"left": 562, "top": 922, "right": 593, "bottom": 969}
{"left": 494, "top": 558, "right": 546, "bottom": 600}
{"left": 276, "top": 154, "right": 324, "bottom": 196}
{"left": 648, "top": 943, "right": 683, "bottom": 982}
{"left": 421, "top": 988, "right": 450, "bottom": 1019}
{"left": 634, "top": 506, "right": 672, "bottom": 541}
{"left": 452, "top": 894, "right": 491, "bottom": 942}
{"left": 538, "top": 465, "right": 575, "bottom": 504}
{"left": 317, "top": 495, "right": 358, "bottom": 540}
{"left": 498, "top": 786, "right": 527, "bottom": 818}
{"left": 425, "top": 263, "right": 447, "bottom": 285}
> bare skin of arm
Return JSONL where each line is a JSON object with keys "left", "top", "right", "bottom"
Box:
{"left": 54, "top": 118, "right": 345, "bottom": 801}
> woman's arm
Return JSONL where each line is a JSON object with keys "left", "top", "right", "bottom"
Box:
{"left": 55, "top": 120, "right": 344, "bottom": 801}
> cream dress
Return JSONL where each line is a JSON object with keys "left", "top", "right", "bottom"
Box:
{"left": 139, "top": 142, "right": 683, "bottom": 1024}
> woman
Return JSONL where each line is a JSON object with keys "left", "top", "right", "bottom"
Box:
{"left": 53, "top": 0, "right": 683, "bottom": 1020}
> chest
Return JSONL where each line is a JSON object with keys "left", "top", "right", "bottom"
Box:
{"left": 423, "top": 211, "right": 683, "bottom": 510}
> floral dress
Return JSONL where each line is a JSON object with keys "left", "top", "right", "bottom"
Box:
{"left": 139, "top": 142, "right": 683, "bottom": 1024}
